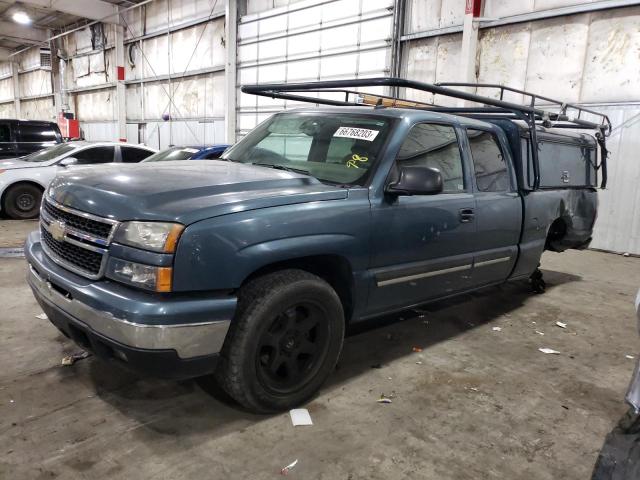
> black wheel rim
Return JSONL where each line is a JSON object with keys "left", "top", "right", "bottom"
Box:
{"left": 15, "top": 192, "right": 36, "bottom": 212}
{"left": 256, "top": 302, "right": 330, "bottom": 394}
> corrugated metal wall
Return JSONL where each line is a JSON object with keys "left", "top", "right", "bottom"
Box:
{"left": 237, "top": 0, "right": 394, "bottom": 135}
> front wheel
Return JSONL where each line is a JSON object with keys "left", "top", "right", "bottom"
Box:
{"left": 215, "top": 269, "right": 345, "bottom": 413}
{"left": 3, "top": 183, "right": 42, "bottom": 219}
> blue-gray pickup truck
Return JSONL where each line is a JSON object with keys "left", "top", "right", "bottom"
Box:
{"left": 25, "top": 79, "right": 610, "bottom": 413}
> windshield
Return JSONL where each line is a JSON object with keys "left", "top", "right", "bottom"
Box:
{"left": 142, "top": 146, "right": 199, "bottom": 162}
{"left": 22, "top": 143, "right": 76, "bottom": 162}
{"left": 221, "top": 113, "right": 393, "bottom": 185}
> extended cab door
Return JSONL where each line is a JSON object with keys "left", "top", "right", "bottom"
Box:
{"left": 465, "top": 128, "right": 522, "bottom": 286}
{"left": 367, "top": 123, "right": 476, "bottom": 315}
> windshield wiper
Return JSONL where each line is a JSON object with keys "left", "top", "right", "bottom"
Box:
{"left": 251, "top": 162, "right": 310, "bottom": 176}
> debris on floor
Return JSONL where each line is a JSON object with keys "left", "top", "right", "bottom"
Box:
{"left": 377, "top": 392, "right": 395, "bottom": 404}
{"left": 492, "top": 326, "right": 502, "bottom": 332}
{"left": 539, "top": 348, "right": 561, "bottom": 355}
{"left": 535, "top": 330, "right": 545, "bottom": 335}
{"left": 280, "top": 459, "right": 298, "bottom": 475}
{"left": 289, "top": 409, "right": 313, "bottom": 427}
{"left": 412, "top": 346, "right": 422, "bottom": 352}
{"left": 35, "top": 313, "right": 48, "bottom": 320}
{"left": 61, "top": 350, "right": 91, "bottom": 366}
{"left": 626, "top": 355, "right": 635, "bottom": 360}
{"left": 556, "top": 321, "right": 567, "bottom": 329}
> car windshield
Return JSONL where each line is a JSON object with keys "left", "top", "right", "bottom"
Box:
{"left": 142, "top": 146, "right": 199, "bottom": 162}
{"left": 21, "top": 143, "right": 76, "bottom": 162}
{"left": 221, "top": 113, "right": 393, "bottom": 186}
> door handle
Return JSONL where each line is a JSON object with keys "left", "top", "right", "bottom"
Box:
{"left": 459, "top": 208, "right": 475, "bottom": 223}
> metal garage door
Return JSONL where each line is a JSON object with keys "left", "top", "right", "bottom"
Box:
{"left": 236, "top": 0, "right": 394, "bottom": 136}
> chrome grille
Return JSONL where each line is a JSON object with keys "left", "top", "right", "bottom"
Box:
{"left": 40, "top": 197, "right": 118, "bottom": 279}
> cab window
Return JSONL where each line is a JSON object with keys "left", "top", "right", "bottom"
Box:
{"left": 467, "top": 129, "right": 510, "bottom": 192}
{"left": 397, "top": 123, "right": 465, "bottom": 193}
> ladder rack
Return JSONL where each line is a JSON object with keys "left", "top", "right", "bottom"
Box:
{"left": 241, "top": 77, "right": 611, "bottom": 188}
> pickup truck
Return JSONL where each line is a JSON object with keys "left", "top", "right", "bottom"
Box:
{"left": 25, "top": 78, "right": 610, "bottom": 413}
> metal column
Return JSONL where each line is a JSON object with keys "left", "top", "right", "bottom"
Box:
{"left": 459, "top": 0, "right": 482, "bottom": 105}
{"left": 114, "top": 18, "right": 127, "bottom": 142}
{"left": 224, "top": 0, "right": 239, "bottom": 144}
{"left": 11, "top": 61, "right": 21, "bottom": 118}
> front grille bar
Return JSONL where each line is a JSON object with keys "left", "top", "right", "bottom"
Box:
{"left": 39, "top": 196, "right": 120, "bottom": 279}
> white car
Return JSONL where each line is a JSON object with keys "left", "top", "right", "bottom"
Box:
{"left": 0, "top": 141, "right": 156, "bottom": 219}
{"left": 627, "top": 289, "right": 640, "bottom": 413}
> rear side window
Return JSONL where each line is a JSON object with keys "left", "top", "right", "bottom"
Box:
{"left": 0, "top": 123, "right": 10, "bottom": 142}
{"left": 73, "top": 146, "right": 115, "bottom": 164}
{"left": 121, "top": 146, "right": 153, "bottom": 163}
{"left": 19, "top": 124, "right": 58, "bottom": 142}
{"left": 397, "top": 123, "right": 465, "bottom": 193}
{"left": 467, "top": 129, "right": 510, "bottom": 192}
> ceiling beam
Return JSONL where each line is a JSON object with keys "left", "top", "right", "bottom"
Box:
{"left": 20, "top": 0, "right": 120, "bottom": 24}
{"left": 0, "top": 21, "right": 49, "bottom": 44}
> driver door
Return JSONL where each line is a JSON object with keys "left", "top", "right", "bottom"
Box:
{"left": 367, "top": 123, "right": 476, "bottom": 315}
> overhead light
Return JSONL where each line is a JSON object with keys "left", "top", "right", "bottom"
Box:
{"left": 12, "top": 12, "right": 31, "bottom": 25}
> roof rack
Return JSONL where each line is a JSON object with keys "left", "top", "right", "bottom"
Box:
{"left": 242, "top": 77, "right": 610, "bottom": 189}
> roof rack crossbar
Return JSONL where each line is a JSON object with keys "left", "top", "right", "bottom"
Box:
{"left": 241, "top": 77, "right": 611, "bottom": 135}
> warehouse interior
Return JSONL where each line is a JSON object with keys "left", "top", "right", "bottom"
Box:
{"left": 1, "top": 0, "right": 640, "bottom": 478}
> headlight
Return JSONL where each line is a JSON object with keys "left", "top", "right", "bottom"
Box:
{"left": 109, "top": 258, "right": 173, "bottom": 292}
{"left": 114, "top": 221, "right": 184, "bottom": 253}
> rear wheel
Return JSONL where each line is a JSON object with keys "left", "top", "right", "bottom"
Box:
{"left": 215, "top": 269, "right": 345, "bottom": 413}
{"left": 2, "top": 183, "right": 42, "bottom": 219}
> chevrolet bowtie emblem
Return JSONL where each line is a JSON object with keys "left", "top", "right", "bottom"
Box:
{"left": 49, "top": 220, "right": 66, "bottom": 242}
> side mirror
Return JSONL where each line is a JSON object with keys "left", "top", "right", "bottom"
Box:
{"left": 59, "top": 157, "right": 78, "bottom": 167}
{"left": 386, "top": 165, "right": 443, "bottom": 196}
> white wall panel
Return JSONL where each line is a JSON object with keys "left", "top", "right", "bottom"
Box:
{"left": 21, "top": 98, "right": 54, "bottom": 120}
{"left": 590, "top": 104, "right": 640, "bottom": 255}
{"left": 0, "top": 103, "right": 16, "bottom": 117}
{"left": 0, "top": 77, "right": 14, "bottom": 102}
{"left": 477, "top": 24, "right": 531, "bottom": 103}
{"left": 80, "top": 122, "right": 117, "bottom": 141}
{"left": 484, "top": 0, "right": 535, "bottom": 18}
{"left": 19, "top": 70, "right": 52, "bottom": 97}
{"left": 524, "top": 14, "right": 588, "bottom": 103}
{"left": 407, "top": 0, "right": 443, "bottom": 33}
{"left": 580, "top": 6, "right": 640, "bottom": 103}
{"left": 18, "top": 48, "right": 42, "bottom": 71}
{"left": 75, "top": 90, "right": 116, "bottom": 121}
{"left": 440, "top": 0, "right": 466, "bottom": 27}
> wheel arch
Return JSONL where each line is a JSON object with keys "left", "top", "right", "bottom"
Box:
{"left": 0, "top": 179, "right": 46, "bottom": 210}
{"left": 241, "top": 254, "right": 356, "bottom": 323}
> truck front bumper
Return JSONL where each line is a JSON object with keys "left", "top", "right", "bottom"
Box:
{"left": 25, "top": 230, "right": 237, "bottom": 379}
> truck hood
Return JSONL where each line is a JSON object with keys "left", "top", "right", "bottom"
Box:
{"left": 47, "top": 160, "right": 348, "bottom": 224}
{"left": 0, "top": 158, "right": 52, "bottom": 169}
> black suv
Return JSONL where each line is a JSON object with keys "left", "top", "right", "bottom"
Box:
{"left": 0, "top": 119, "right": 63, "bottom": 159}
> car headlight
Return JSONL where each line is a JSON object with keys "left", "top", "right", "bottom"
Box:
{"left": 114, "top": 221, "right": 184, "bottom": 253}
{"left": 108, "top": 258, "right": 173, "bottom": 292}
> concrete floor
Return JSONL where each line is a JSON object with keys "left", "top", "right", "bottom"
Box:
{"left": 1, "top": 220, "right": 639, "bottom": 479}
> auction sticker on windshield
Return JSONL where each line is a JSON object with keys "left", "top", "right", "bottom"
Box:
{"left": 333, "top": 127, "right": 379, "bottom": 141}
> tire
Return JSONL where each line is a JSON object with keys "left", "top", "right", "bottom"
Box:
{"left": 215, "top": 269, "right": 345, "bottom": 413}
{"left": 3, "top": 183, "right": 42, "bottom": 219}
